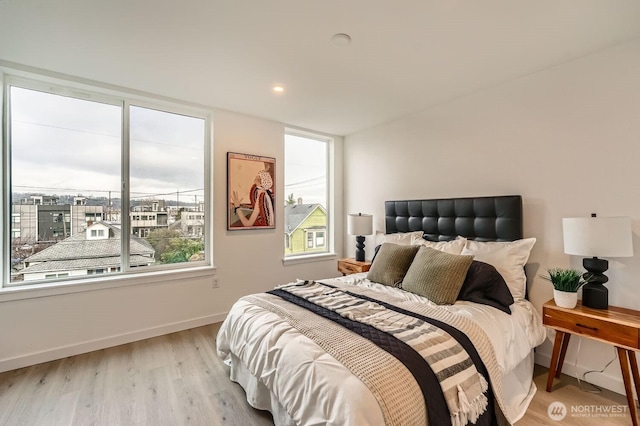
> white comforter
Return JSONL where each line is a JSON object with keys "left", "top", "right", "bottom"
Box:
{"left": 216, "top": 273, "right": 546, "bottom": 425}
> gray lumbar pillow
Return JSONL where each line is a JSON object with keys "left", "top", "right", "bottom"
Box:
{"left": 366, "top": 243, "right": 420, "bottom": 287}
{"left": 402, "top": 246, "right": 474, "bottom": 305}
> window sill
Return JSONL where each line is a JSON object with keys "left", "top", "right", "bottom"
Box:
{"left": 0, "top": 265, "right": 217, "bottom": 303}
{"left": 282, "top": 252, "right": 337, "bottom": 266}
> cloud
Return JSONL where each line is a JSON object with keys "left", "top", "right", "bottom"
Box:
{"left": 10, "top": 86, "right": 205, "bottom": 199}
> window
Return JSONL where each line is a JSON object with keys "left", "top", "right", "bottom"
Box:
{"left": 4, "top": 76, "right": 210, "bottom": 287}
{"left": 304, "top": 230, "right": 326, "bottom": 249}
{"left": 45, "top": 272, "right": 69, "bottom": 279}
{"left": 284, "top": 131, "right": 330, "bottom": 256}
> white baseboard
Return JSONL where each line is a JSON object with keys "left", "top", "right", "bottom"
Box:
{"left": 535, "top": 350, "right": 627, "bottom": 396}
{"left": 0, "top": 313, "right": 227, "bottom": 373}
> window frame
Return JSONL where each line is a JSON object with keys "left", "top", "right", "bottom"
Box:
{"left": 1, "top": 68, "right": 213, "bottom": 292}
{"left": 283, "top": 128, "right": 334, "bottom": 263}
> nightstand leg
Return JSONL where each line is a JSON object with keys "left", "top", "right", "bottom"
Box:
{"left": 556, "top": 333, "right": 571, "bottom": 378}
{"left": 616, "top": 347, "right": 639, "bottom": 426}
{"left": 547, "top": 331, "right": 570, "bottom": 392}
{"left": 629, "top": 352, "right": 640, "bottom": 409}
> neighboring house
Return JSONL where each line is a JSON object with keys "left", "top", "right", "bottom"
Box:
{"left": 18, "top": 222, "right": 155, "bottom": 281}
{"left": 130, "top": 200, "right": 169, "bottom": 238}
{"left": 181, "top": 202, "right": 205, "bottom": 237}
{"left": 284, "top": 203, "right": 327, "bottom": 255}
{"left": 168, "top": 202, "right": 205, "bottom": 238}
{"left": 70, "top": 196, "right": 104, "bottom": 237}
{"left": 12, "top": 195, "right": 104, "bottom": 244}
{"left": 20, "top": 194, "right": 58, "bottom": 205}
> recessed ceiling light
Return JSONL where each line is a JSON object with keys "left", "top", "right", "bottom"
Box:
{"left": 331, "top": 33, "right": 351, "bottom": 47}
{"left": 272, "top": 84, "right": 285, "bottom": 94}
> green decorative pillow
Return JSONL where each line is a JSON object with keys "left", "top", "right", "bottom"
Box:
{"left": 366, "top": 243, "right": 420, "bottom": 287}
{"left": 402, "top": 246, "right": 474, "bottom": 304}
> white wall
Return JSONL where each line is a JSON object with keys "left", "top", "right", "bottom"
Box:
{"left": 0, "top": 107, "right": 344, "bottom": 372}
{"left": 344, "top": 39, "right": 640, "bottom": 395}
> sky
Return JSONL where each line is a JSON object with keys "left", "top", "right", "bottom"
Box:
{"left": 11, "top": 86, "right": 204, "bottom": 205}
{"left": 284, "top": 134, "right": 327, "bottom": 207}
{"left": 10, "top": 86, "right": 327, "bottom": 208}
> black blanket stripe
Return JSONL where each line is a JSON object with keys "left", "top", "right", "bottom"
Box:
{"left": 268, "top": 288, "right": 450, "bottom": 425}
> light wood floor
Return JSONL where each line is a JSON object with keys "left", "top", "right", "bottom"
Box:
{"left": 0, "top": 323, "right": 633, "bottom": 425}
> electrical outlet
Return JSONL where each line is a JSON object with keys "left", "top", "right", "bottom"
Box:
{"left": 212, "top": 277, "right": 219, "bottom": 288}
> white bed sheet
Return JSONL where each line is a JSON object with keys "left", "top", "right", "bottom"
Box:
{"left": 217, "top": 274, "right": 546, "bottom": 425}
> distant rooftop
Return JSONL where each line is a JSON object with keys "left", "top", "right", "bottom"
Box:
{"left": 25, "top": 222, "right": 154, "bottom": 264}
{"left": 20, "top": 255, "right": 154, "bottom": 274}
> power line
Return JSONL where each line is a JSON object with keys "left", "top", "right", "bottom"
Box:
{"left": 284, "top": 176, "right": 325, "bottom": 187}
{"left": 12, "top": 119, "right": 203, "bottom": 151}
{"left": 14, "top": 185, "right": 204, "bottom": 200}
{"left": 14, "top": 185, "right": 114, "bottom": 194}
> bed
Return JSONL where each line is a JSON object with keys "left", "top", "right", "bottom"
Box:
{"left": 217, "top": 195, "right": 546, "bottom": 425}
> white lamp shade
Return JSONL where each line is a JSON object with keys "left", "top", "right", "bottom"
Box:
{"left": 347, "top": 213, "right": 373, "bottom": 236}
{"left": 562, "top": 217, "right": 634, "bottom": 258}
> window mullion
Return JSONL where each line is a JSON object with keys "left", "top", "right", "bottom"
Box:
{"left": 121, "top": 102, "right": 130, "bottom": 271}
{"left": 1, "top": 76, "right": 8, "bottom": 287}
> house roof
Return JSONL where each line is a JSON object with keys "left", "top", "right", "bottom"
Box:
{"left": 284, "top": 203, "right": 325, "bottom": 234}
{"left": 25, "top": 222, "right": 154, "bottom": 263}
{"left": 20, "top": 255, "right": 154, "bottom": 274}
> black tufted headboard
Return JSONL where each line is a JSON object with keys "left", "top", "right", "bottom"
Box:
{"left": 385, "top": 195, "right": 522, "bottom": 242}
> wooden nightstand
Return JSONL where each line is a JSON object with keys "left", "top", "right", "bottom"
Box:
{"left": 337, "top": 258, "right": 371, "bottom": 276}
{"left": 543, "top": 299, "right": 640, "bottom": 425}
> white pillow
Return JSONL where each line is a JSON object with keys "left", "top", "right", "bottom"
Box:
{"left": 409, "top": 235, "right": 467, "bottom": 255}
{"left": 375, "top": 231, "right": 424, "bottom": 246}
{"left": 461, "top": 238, "right": 536, "bottom": 300}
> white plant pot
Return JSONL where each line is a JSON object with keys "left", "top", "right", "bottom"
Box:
{"left": 554, "top": 289, "right": 578, "bottom": 309}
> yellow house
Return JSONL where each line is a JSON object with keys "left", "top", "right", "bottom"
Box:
{"left": 284, "top": 203, "right": 327, "bottom": 255}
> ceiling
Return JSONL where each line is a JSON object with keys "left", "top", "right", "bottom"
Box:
{"left": 1, "top": 1, "right": 640, "bottom": 136}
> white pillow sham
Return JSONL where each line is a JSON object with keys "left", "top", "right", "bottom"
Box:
{"left": 375, "top": 231, "right": 424, "bottom": 246}
{"left": 409, "top": 235, "right": 467, "bottom": 255}
{"left": 461, "top": 238, "right": 536, "bottom": 300}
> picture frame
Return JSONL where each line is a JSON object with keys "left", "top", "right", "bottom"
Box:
{"left": 227, "top": 152, "right": 276, "bottom": 230}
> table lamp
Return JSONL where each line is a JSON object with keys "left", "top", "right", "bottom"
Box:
{"left": 562, "top": 215, "right": 633, "bottom": 309}
{"left": 347, "top": 213, "right": 373, "bottom": 262}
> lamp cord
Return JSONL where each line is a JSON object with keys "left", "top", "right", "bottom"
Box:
{"left": 573, "top": 337, "right": 617, "bottom": 393}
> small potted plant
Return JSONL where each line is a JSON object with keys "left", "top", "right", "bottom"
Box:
{"left": 541, "top": 268, "right": 592, "bottom": 309}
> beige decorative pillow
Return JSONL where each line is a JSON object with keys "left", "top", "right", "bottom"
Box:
{"left": 402, "top": 246, "right": 474, "bottom": 305}
{"left": 366, "top": 243, "right": 420, "bottom": 287}
{"left": 409, "top": 235, "right": 467, "bottom": 255}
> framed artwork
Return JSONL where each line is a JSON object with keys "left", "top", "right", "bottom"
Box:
{"left": 227, "top": 152, "right": 276, "bottom": 230}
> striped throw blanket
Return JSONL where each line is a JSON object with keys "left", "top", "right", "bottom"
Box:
{"left": 270, "top": 280, "right": 490, "bottom": 426}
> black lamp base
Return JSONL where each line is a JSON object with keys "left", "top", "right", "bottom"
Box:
{"left": 582, "top": 282, "right": 608, "bottom": 310}
{"left": 581, "top": 257, "right": 609, "bottom": 310}
{"left": 355, "top": 235, "right": 365, "bottom": 262}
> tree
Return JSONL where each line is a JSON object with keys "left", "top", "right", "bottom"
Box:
{"left": 286, "top": 193, "right": 296, "bottom": 205}
{"left": 146, "top": 229, "right": 181, "bottom": 261}
{"left": 161, "top": 238, "right": 204, "bottom": 263}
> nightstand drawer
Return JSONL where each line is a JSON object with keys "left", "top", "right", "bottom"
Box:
{"left": 544, "top": 306, "right": 640, "bottom": 349}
